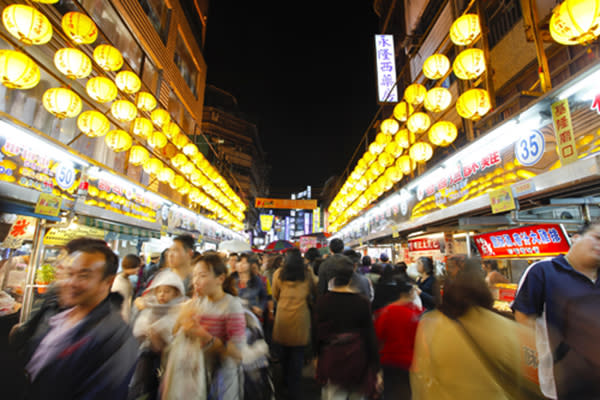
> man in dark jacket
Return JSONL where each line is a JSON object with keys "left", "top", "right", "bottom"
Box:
{"left": 21, "top": 243, "right": 138, "bottom": 399}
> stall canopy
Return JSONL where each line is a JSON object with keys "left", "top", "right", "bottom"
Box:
{"left": 80, "top": 217, "right": 160, "bottom": 239}
{"left": 218, "top": 239, "right": 251, "bottom": 253}
{"left": 0, "top": 200, "right": 61, "bottom": 222}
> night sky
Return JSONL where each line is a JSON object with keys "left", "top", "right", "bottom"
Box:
{"left": 203, "top": 1, "right": 380, "bottom": 198}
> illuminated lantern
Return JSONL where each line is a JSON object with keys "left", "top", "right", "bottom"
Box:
{"left": 105, "top": 130, "right": 132, "bottom": 152}
{"left": 172, "top": 153, "right": 188, "bottom": 168}
{"left": 135, "top": 91, "right": 157, "bottom": 112}
{"left": 396, "top": 155, "right": 416, "bottom": 174}
{"left": 129, "top": 145, "right": 149, "bottom": 166}
{"left": 86, "top": 76, "right": 118, "bottom": 103}
{"left": 115, "top": 70, "right": 141, "bottom": 94}
{"left": 143, "top": 157, "right": 163, "bottom": 176}
{"left": 2, "top": 5, "right": 52, "bottom": 45}
{"left": 363, "top": 152, "right": 375, "bottom": 165}
{"left": 148, "top": 130, "right": 167, "bottom": 149}
{"left": 368, "top": 142, "right": 384, "bottom": 155}
{"left": 178, "top": 181, "right": 191, "bottom": 195}
{"left": 453, "top": 48, "right": 486, "bottom": 80}
{"left": 368, "top": 162, "right": 385, "bottom": 177}
{"left": 131, "top": 117, "right": 153, "bottom": 138}
{"left": 163, "top": 121, "right": 180, "bottom": 139}
{"left": 384, "top": 166, "right": 403, "bottom": 183}
{"left": 158, "top": 167, "right": 175, "bottom": 183}
{"left": 375, "top": 132, "right": 392, "bottom": 146}
{"left": 404, "top": 83, "right": 427, "bottom": 106}
{"left": 163, "top": 143, "right": 178, "bottom": 159}
{"left": 393, "top": 101, "right": 414, "bottom": 122}
{"left": 173, "top": 133, "right": 190, "bottom": 149}
{"left": 378, "top": 152, "right": 394, "bottom": 168}
{"left": 181, "top": 161, "right": 195, "bottom": 176}
{"left": 550, "top": 0, "right": 600, "bottom": 45}
{"left": 407, "top": 112, "right": 431, "bottom": 134}
{"left": 423, "top": 54, "right": 450, "bottom": 80}
{"left": 450, "top": 14, "right": 481, "bottom": 46}
{"left": 151, "top": 108, "right": 170, "bottom": 127}
{"left": 428, "top": 121, "right": 458, "bottom": 147}
{"left": 170, "top": 174, "right": 185, "bottom": 190}
{"left": 93, "top": 45, "right": 123, "bottom": 72}
{"left": 424, "top": 87, "right": 452, "bottom": 113}
{"left": 77, "top": 110, "right": 110, "bottom": 137}
{"left": 380, "top": 118, "right": 400, "bottom": 135}
{"left": 188, "top": 187, "right": 201, "bottom": 202}
{"left": 0, "top": 50, "right": 40, "bottom": 89}
{"left": 183, "top": 143, "right": 199, "bottom": 157}
{"left": 456, "top": 88, "right": 491, "bottom": 120}
{"left": 110, "top": 100, "right": 137, "bottom": 122}
{"left": 32, "top": 0, "right": 59, "bottom": 3}
{"left": 54, "top": 48, "right": 91, "bottom": 79}
{"left": 394, "top": 128, "right": 415, "bottom": 149}
{"left": 384, "top": 141, "right": 403, "bottom": 158}
{"left": 62, "top": 12, "right": 97, "bottom": 45}
{"left": 43, "top": 88, "right": 82, "bottom": 119}
{"left": 409, "top": 142, "right": 433, "bottom": 163}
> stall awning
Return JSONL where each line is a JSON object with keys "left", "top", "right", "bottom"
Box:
{"left": 0, "top": 199, "right": 61, "bottom": 222}
{"left": 80, "top": 217, "right": 160, "bottom": 239}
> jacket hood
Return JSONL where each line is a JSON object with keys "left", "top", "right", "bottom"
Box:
{"left": 148, "top": 270, "right": 185, "bottom": 296}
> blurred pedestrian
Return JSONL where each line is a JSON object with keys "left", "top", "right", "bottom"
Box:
{"left": 359, "top": 255, "right": 372, "bottom": 275}
{"left": 445, "top": 254, "right": 466, "bottom": 279}
{"left": 343, "top": 249, "right": 374, "bottom": 301}
{"left": 227, "top": 252, "right": 240, "bottom": 275}
{"left": 272, "top": 248, "right": 317, "bottom": 400}
{"left": 19, "top": 244, "right": 138, "bottom": 399}
{"left": 372, "top": 265, "right": 403, "bottom": 313}
{"left": 315, "top": 254, "right": 380, "bottom": 400}
{"left": 513, "top": 221, "right": 600, "bottom": 399}
{"left": 317, "top": 238, "right": 345, "bottom": 295}
{"left": 305, "top": 247, "right": 323, "bottom": 276}
{"left": 167, "top": 235, "right": 195, "bottom": 296}
{"left": 483, "top": 260, "right": 509, "bottom": 285}
{"left": 415, "top": 256, "right": 436, "bottom": 310}
{"left": 111, "top": 253, "right": 140, "bottom": 322}
{"left": 375, "top": 278, "right": 422, "bottom": 400}
{"left": 235, "top": 253, "right": 268, "bottom": 320}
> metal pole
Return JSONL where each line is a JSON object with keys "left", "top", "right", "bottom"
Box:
{"left": 19, "top": 218, "right": 46, "bottom": 323}
{"left": 466, "top": 232, "right": 472, "bottom": 258}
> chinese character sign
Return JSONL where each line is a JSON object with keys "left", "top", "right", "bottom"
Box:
{"left": 408, "top": 238, "right": 441, "bottom": 252}
{"left": 375, "top": 34, "right": 398, "bottom": 102}
{"left": 551, "top": 99, "right": 578, "bottom": 165}
{"left": 474, "top": 224, "right": 570, "bottom": 259}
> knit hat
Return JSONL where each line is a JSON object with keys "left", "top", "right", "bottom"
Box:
{"left": 148, "top": 270, "right": 185, "bottom": 296}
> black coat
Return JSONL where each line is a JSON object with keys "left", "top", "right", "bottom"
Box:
{"left": 417, "top": 275, "right": 436, "bottom": 310}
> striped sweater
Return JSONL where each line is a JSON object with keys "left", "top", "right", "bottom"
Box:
{"left": 195, "top": 294, "right": 246, "bottom": 348}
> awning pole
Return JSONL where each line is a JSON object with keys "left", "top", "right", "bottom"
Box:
{"left": 20, "top": 218, "right": 46, "bottom": 323}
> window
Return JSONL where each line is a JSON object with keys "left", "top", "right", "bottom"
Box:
{"left": 173, "top": 33, "right": 199, "bottom": 98}
{"left": 168, "top": 89, "right": 184, "bottom": 126}
{"left": 487, "top": 0, "right": 523, "bottom": 49}
{"left": 141, "top": 56, "right": 161, "bottom": 97}
{"left": 138, "top": 0, "right": 171, "bottom": 43}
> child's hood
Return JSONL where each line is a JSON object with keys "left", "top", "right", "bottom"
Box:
{"left": 148, "top": 270, "right": 185, "bottom": 295}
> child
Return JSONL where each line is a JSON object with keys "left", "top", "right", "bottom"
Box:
{"left": 129, "top": 270, "right": 185, "bottom": 400}
{"left": 111, "top": 253, "right": 140, "bottom": 322}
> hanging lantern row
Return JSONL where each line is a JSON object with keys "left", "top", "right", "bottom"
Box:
{"left": 550, "top": 0, "right": 600, "bottom": 46}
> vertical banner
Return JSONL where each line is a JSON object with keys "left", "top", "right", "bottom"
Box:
{"left": 312, "top": 207, "right": 321, "bottom": 233}
{"left": 375, "top": 34, "right": 398, "bottom": 103}
{"left": 551, "top": 99, "right": 578, "bottom": 165}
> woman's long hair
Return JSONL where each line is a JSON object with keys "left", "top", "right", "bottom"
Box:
{"left": 439, "top": 258, "right": 493, "bottom": 319}
{"left": 280, "top": 248, "right": 306, "bottom": 282}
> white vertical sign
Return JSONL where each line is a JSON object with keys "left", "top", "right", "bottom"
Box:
{"left": 375, "top": 34, "right": 398, "bottom": 103}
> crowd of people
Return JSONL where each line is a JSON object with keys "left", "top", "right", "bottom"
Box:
{"left": 5, "top": 220, "right": 600, "bottom": 399}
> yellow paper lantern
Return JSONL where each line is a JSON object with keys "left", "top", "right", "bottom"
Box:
{"left": 409, "top": 142, "right": 433, "bottom": 163}
{"left": 183, "top": 143, "right": 199, "bottom": 157}
{"left": 384, "top": 166, "right": 403, "bottom": 183}
{"left": 86, "top": 76, "right": 118, "bottom": 103}
{"left": 170, "top": 174, "right": 185, "bottom": 190}
{"left": 129, "top": 145, "right": 150, "bottom": 166}
{"left": 171, "top": 153, "right": 188, "bottom": 168}
{"left": 135, "top": 91, "right": 157, "bottom": 112}
{"left": 453, "top": 48, "right": 486, "bottom": 80}
{"left": 178, "top": 181, "right": 191, "bottom": 195}
{"left": 363, "top": 152, "right": 375, "bottom": 166}
{"left": 77, "top": 110, "right": 110, "bottom": 137}
{"left": 181, "top": 161, "right": 195, "bottom": 175}
{"left": 396, "top": 155, "right": 416, "bottom": 174}
{"left": 428, "top": 121, "right": 458, "bottom": 147}
{"left": 393, "top": 101, "right": 414, "bottom": 122}
{"left": 456, "top": 88, "right": 491, "bottom": 120}
{"left": 115, "top": 70, "right": 141, "bottom": 94}
{"left": 450, "top": 14, "right": 481, "bottom": 46}
{"left": 32, "top": 0, "right": 59, "bottom": 3}
{"left": 380, "top": 118, "right": 400, "bottom": 135}
{"left": 368, "top": 162, "right": 385, "bottom": 177}
{"left": 404, "top": 83, "right": 427, "bottom": 106}
{"left": 43, "top": 88, "right": 82, "bottom": 119}
{"left": 158, "top": 167, "right": 175, "bottom": 183}
{"left": 131, "top": 117, "right": 153, "bottom": 139}
{"left": 375, "top": 132, "right": 392, "bottom": 146}
{"left": 54, "top": 48, "right": 92, "bottom": 80}
{"left": 93, "top": 45, "right": 123, "bottom": 72}
{"left": 173, "top": 133, "right": 190, "bottom": 149}
{"left": 163, "top": 121, "right": 180, "bottom": 139}
{"left": 378, "top": 152, "right": 394, "bottom": 168}
{"left": 407, "top": 112, "right": 431, "bottom": 134}
{"left": 105, "top": 130, "right": 132, "bottom": 152}
{"left": 424, "top": 87, "right": 452, "bottom": 113}
{"left": 384, "top": 141, "right": 403, "bottom": 158}
{"left": 143, "top": 158, "right": 163, "bottom": 176}
{"left": 368, "top": 142, "right": 384, "bottom": 155}
{"left": 0, "top": 50, "right": 40, "bottom": 89}
{"left": 394, "top": 128, "right": 415, "bottom": 149}
{"left": 148, "top": 130, "right": 167, "bottom": 149}
{"left": 62, "top": 12, "right": 97, "bottom": 45}
{"left": 110, "top": 100, "right": 137, "bottom": 122}
{"left": 151, "top": 108, "right": 170, "bottom": 128}
{"left": 550, "top": 0, "right": 600, "bottom": 45}
{"left": 2, "top": 5, "right": 52, "bottom": 45}
{"left": 423, "top": 54, "right": 450, "bottom": 80}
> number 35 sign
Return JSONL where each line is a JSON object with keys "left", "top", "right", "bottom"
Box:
{"left": 515, "top": 129, "right": 545, "bottom": 166}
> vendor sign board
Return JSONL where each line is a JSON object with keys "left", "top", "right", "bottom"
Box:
{"left": 474, "top": 224, "right": 570, "bottom": 259}
{"left": 2, "top": 216, "right": 36, "bottom": 248}
{"left": 408, "top": 237, "right": 441, "bottom": 252}
{"left": 34, "top": 193, "right": 62, "bottom": 217}
{"left": 255, "top": 198, "right": 317, "bottom": 210}
{"left": 489, "top": 186, "right": 516, "bottom": 214}
{"left": 551, "top": 99, "right": 578, "bottom": 165}
{"left": 44, "top": 223, "right": 105, "bottom": 246}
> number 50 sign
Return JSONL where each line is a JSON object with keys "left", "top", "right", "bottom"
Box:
{"left": 515, "top": 129, "right": 545, "bottom": 167}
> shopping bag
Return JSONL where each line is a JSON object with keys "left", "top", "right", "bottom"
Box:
{"left": 161, "top": 331, "right": 207, "bottom": 400}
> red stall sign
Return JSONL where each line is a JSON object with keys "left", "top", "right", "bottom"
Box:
{"left": 474, "top": 224, "right": 570, "bottom": 259}
{"left": 408, "top": 238, "right": 441, "bottom": 252}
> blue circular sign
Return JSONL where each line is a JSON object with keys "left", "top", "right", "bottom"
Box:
{"left": 55, "top": 162, "right": 76, "bottom": 190}
{"left": 515, "top": 129, "right": 545, "bottom": 166}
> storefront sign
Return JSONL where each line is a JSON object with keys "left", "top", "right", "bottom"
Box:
{"left": 34, "top": 193, "right": 62, "bottom": 217}
{"left": 374, "top": 34, "right": 398, "bottom": 102}
{"left": 474, "top": 224, "right": 570, "bottom": 259}
{"left": 255, "top": 197, "right": 317, "bottom": 210}
{"left": 260, "top": 214, "right": 274, "bottom": 232}
{"left": 551, "top": 99, "right": 578, "bottom": 165}
{"left": 44, "top": 224, "right": 105, "bottom": 246}
{"left": 515, "top": 130, "right": 545, "bottom": 166}
{"left": 408, "top": 238, "right": 441, "bottom": 252}
{"left": 489, "top": 186, "right": 516, "bottom": 214}
{"left": 299, "top": 236, "right": 317, "bottom": 253}
{"left": 2, "top": 216, "right": 36, "bottom": 248}
{"left": 312, "top": 207, "right": 321, "bottom": 233}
